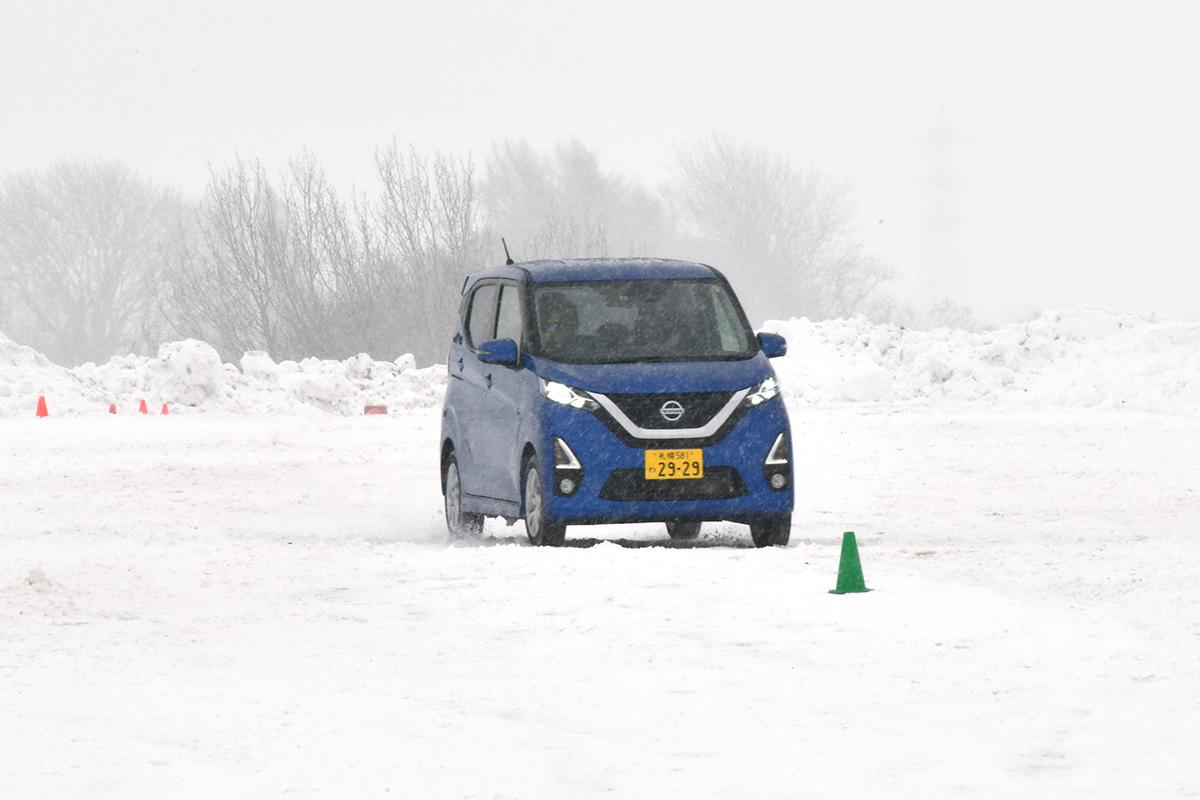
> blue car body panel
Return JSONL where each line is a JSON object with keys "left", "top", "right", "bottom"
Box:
{"left": 441, "top": 258, "right": 794, "bottom": 527}
{"left": 529, "top": 354, "right": 770, "bottom": 395}
{"left": 466, "top": 258, "right": 717, "bottom": 286}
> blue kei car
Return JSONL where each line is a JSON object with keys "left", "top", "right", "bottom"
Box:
{"left": 440, "top": 258, "right": 793, "bottom": 547}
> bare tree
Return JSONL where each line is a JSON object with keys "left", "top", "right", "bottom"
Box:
{"left": 373, "top": 142, "right": 488, "bottom": 361}
{"left": 275, "top": 153, "right": 397, "bottom": 358}
{"left": 482, "top": 139, "right": 665, "bottom": 260}
{"left": 0, "top": 270, "right": 13, "bottom": 334}
{"left": 0, "top": 161, "right": 186, "bottom": 364}
{"left": 164, "top": 155, "right": 395, "bottom": 361}
{"left": 5, "top": 140, "right": 893, "bottom": 370}
{"left": 162, "top": 147, "right": 486, "bottom": 365}
{"left": 162, "top": 157, "right": 289, "bottom": 357}
{"left": 924, "top": 297, "right": 979, "bottom": 330}
{"left": 669, "top": 137, "right": 892, "bottom": 323}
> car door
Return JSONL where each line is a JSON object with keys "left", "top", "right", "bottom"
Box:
{"left": 454, "top": 281, "right": 499, "bottom": 500}
{"left": 474, "top": 281, "right": 527, "bottom": 504}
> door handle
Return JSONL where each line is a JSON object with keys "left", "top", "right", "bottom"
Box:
{"left": 457, "top": 357, "right": 464, "bottom": 372}
{"left": 485, "top": 373, "right": 493, "bottom": 389}
{"left": 453, "top": 332, "right": 463, "bottom": 345}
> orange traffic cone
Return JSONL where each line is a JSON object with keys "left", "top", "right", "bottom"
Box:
{"left": 108, "top": 403, "right": 117, "bottom": 414}
{"left": 160, "top": 403, "right": 169, "bottom": 415}
{"left": 138, "top": 399, "right": 148, "bottom": 414}
{"left": 35, "top": 396, "right": 48, "bottom": 417}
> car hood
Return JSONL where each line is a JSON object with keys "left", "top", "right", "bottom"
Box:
{"left": 527, "top": 353, "right": 773, "bottom": 394}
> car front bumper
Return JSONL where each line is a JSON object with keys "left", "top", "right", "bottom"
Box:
{"left": 538, "top": 397, "right": 794, "bottom": 525}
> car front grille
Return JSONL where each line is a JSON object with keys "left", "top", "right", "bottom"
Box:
{"left": 603, "top": 391, "right": 735, "bottom": 429}
{"left": 599, "top": 467, "right": 747, "bottom": 502}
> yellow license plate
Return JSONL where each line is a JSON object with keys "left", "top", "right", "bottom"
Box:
{"left": 644, "top": 449, "right": 704, "bottom": 481}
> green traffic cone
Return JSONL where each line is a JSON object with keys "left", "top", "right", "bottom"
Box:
{"left": 829, "top": 531, "right": 872, "bottom": 594}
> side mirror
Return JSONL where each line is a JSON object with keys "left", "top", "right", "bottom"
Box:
{"left": 756, "top": 332, "right": 787, "bottom": 359}
{"left": 477, "top": 338, "right": 520, "bottom": 366}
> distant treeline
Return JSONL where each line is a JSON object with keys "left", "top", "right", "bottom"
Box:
{"left": 0, "top": 138, "right": 895, "bottom": 365}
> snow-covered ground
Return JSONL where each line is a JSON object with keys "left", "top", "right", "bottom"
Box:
{"left": 2, "top": 309, "right": 1199, "bottom": 796}
{"left": 3, "top": 403, "right": 1199, "bottom": 797}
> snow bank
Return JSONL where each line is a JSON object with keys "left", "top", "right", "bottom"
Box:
{"left": 3, "top": 306, "right": 1199, "bottom": 417}
{"left": 1, "top": 331, "right": 444, "bottom": 417}
{"left": 0, "top": 332, "right": 108, "bottom": 415}
{"left": 765, "top": 306, "right": 1200, "bottom": 414}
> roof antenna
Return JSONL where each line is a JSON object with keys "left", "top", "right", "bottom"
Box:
{"left": 501, "top": 237, "right": 515, "bottom": 266}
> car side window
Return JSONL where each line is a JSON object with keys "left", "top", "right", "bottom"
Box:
{"left": 495, "top": 284, "right": 523, "bottom": 344}
{"left": 466, "top": 284, "right": 499, "bottom": 347}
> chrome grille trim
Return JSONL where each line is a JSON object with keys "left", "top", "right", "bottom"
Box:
{"left": 589, "top": 388, "right": 750, "bottom": 440}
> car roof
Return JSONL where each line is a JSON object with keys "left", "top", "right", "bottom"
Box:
{"left": 464, "top": 258, "right": 720, "bottom": 290}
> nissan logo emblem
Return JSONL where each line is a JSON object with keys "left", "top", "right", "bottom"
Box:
{"left": 659, "top": 400, "right": 685, "bottom": 422}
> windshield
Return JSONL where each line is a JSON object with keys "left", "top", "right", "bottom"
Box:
{"left": 530, "top": 279, "right": 757, "bottom": 364}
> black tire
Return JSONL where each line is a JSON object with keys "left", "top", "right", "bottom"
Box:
{"left": 444, "top": 455, "right": 483, "bottom": 539}
{"left": 523, "top": 460, "right": 566, "bottom": 547}
{"left": 749, "top": 515, "right": 791, "bottom": 548}
{"left": 665, "top": 520, "right": 702, "bottom": 540}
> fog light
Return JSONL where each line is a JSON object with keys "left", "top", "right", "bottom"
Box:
{"left": 559, "top": 478, "right": 577, "bottom": 495}
{"left": 769, "top": 473, "right": 787, "bottom": 490}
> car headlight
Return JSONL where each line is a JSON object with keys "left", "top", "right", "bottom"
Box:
{"left": 540, "top": 379, "right": 599, "bottom": 411}
{"left": 744, "top": 376, "right": 780, "bottom": 406}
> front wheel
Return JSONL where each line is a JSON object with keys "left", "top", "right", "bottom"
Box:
{"left": 749, "top": 515, "right": 791, "bottom": 548}
{"left": 444, "top": 456, "right": 483, "bottom": 539}
{"left": 523, "top": 461, "right": 566, "bottom": 547}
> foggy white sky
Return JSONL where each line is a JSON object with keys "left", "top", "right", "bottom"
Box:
{"left": 3, "top": 0, "right": 1199, "bottom": 323}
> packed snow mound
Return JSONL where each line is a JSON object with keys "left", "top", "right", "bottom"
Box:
{"left": 1, "top": 331, "right": 444, "bottom": 417}
{"left": 155, "top": 339, "right": 226, "bottom": 405}
{"left": 1, "top": 331, "right": 109, "bottom": 414}
{"left": 3, "top": 307, "right": 1199, "bottom": 417}
{"left": 765, "top": 306, "right": 1200, "bottom": 413}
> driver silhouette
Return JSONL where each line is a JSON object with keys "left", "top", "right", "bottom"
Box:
{"left": 539, "top": 292, "right": 580, "bottom": 353}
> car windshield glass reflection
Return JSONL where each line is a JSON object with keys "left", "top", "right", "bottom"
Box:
{"left": 531, "top": 280, "right": 756, "bottom": 364}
